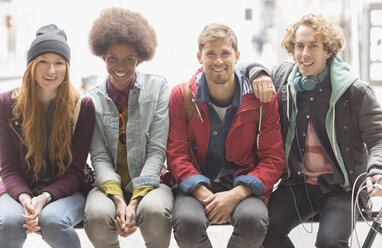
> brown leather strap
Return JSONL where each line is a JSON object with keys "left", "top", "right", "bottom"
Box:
{"left": 183, "top": 82, "right": 199, "bottom": 170}
{"left": 184, "top": 81, "right": 196, "bottom": 123}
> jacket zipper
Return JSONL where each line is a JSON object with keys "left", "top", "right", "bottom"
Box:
{"left": 10, "top": 122, "right": 27, "bottom": 146}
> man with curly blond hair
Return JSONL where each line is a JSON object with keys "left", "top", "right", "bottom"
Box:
{"left": 241, "top": 13, "right": 382, "bottom": 247}
{"left": 83, "top": 7, "right": 173, "bottom": 248}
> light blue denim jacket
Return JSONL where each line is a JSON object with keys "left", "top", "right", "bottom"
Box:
{"left": 87, "top": 70, "right": 169, "bottom": 193}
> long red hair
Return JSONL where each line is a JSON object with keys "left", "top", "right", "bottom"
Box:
{"left": 12, "top": 55, "right": 78, "bottom": 182}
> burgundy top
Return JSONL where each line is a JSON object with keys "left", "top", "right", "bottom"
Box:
{"left": 0, "top": 89, "right": 95, "bottom": 201}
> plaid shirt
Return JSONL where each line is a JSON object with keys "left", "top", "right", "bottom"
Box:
{"left": 106, "top": 74, "right": 136, "bottom": 113}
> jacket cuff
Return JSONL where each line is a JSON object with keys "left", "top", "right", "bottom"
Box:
{"left": 367, "top": 166, "right": 382, "bottom": 177}
{"left": 234, "top": 175, "right": 265, "bottom": 195}
{"left": 100, "top": 180, "right": 123, "bottom": 198}
{"left": 179, "top": 175, "right": 211, "bottom": 193}
{"left": 248, "top": 66, "right": 270, "bottom": 84}
{"left": 131, "top": 185, "right": 155, "bottom": 201}
{"left": 132, "top": 176, "right": 160, "bottom": 189}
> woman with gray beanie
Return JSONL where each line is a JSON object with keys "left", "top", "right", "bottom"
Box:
{"left": 84, "top": 7, "right": 173, "bottom": 248}
{"left": 0, "top": 24, "right": 95, "bottom": 248}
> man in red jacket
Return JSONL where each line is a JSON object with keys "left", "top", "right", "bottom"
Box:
{"left": 166, "top": 23, "right": 285, "bottom": 248}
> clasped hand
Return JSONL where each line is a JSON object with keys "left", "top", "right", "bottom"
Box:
{"left": 203, "top": 191, "right": 241, "bottom": 224}
{"left": 113, "top": 195, "right": 140, "bottom": 238}
{"left": 19, "top": 194, "right": 48, "bottom": 235}
{"left": 193, "top": 185, "right": 251, "bottom": 225}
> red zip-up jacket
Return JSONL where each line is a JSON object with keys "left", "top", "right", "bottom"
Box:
{"left": 166, "top": 68, "right": 285, "bottom": 200}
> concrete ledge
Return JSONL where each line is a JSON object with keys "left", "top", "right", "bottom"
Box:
{"left": 23, "top": 223, "right": 382, "bottom": 248}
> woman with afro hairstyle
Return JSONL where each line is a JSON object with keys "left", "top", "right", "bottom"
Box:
{"left": 84, "top": 7, "right": 173, "bottom": 248}
{"left": 0, "top": 24, "right": 95, "bottom": 248}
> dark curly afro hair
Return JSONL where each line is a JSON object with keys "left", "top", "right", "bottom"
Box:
{"left": 88, "top": 7, "right": 157, "bottom": 61}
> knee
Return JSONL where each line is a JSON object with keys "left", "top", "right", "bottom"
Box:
{"left": 39, "top": 211, "right": 72, "bottom": 235}
{"left": 172, "top": 214, "right": 209, "bottom": 247}
{"left": 262, "top": 216, "right": 294, "bottom": 248}
{"left": 316, "top": 239, "right": 338, "bottom": 248}
{"left": 0, "top": 214, "right": 25, "bottom": 236}
{"left": 138, "top": 204, "right": 172, "bottom": 237}
{"left": 83, "top": 205, "right": 114, "bottom": 238}
{"left": 315, "top": 235, "right": 348, "bottom": 248}
{"left": 138, "top": 202, "right": 172, "bottom": 225}
{"left": 234, "top": 209, "right": 269, "bottom": 231}
{"left": 173, "top": 211, "right": 208, "bottom": 236}
{"left": 233, "top": 210, "right": 269, "bottom": 237}
{"left": 0, "top": 215, "right": 26, "bottom": 248}
{"left": 173, "top": 210, "right": 207, "bottom": 230}
{"left": 315, "top": 224, "right": 351, "bottom": 248}
{"left": 137, "top": 203, "right": 172, "bottom": 248}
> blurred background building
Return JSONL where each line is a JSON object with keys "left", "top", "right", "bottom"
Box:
{"left": 0, "top": 0, "right": 381, "bottom": 89}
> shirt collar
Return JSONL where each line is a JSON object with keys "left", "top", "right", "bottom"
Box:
{"left": 106, "top": 74, "right": 136, "bottom": 101}
{"left": 194, "top": 69, "right": 243, "bottom": 108}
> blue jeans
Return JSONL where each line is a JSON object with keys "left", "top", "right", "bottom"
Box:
{"left": 0, "top": 192, "right": 85, "bottom": 248}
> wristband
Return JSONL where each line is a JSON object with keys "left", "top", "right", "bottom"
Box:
{"left": 42, "top": 192, "right": 52, "bottom": 204}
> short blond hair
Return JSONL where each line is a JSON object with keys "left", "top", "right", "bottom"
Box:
{"left": 198, "top": 23, "right": 238, "bottom": 52}
{"left": 281, "top": 14, "right": 344, "bottom": 62}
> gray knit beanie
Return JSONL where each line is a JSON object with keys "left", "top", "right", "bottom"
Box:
{"left": 27, "top": 24, "right": 71, "bottom": 64}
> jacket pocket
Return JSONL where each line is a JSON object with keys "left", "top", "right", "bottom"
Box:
{"left": 102, "top": 112, "right": 119, "bottom": 146}
{"left": 139, "top": 99, "right": 157, "bottom": 134}
{"left": 230, "top": 107, "right": 260, "bottom": 131}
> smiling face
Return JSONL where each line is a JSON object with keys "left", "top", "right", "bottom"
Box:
{"left": 104, "top": 43, "right": 141, "bottom": 91}
{"left": 197, "top": 38, "right": 240, "bottom": 87}
{"left": 35, "top": 53, "right": 67, "bottom": 99}
{"left": 292, "top": 25, "right": 332, "bottom": 80}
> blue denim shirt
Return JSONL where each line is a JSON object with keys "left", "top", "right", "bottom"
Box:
{"left": 179, "top": 69, "right": 265, "bottom": 194}
{"left": 87, "top": 70, "right": 169, "bottom": 193}
{"left": 199, "top": 71, "right": 240, "bottom": 189}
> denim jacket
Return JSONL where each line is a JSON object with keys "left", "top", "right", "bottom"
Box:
{"left": 87, "top": 70, "right": 170, "bottom": 193}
